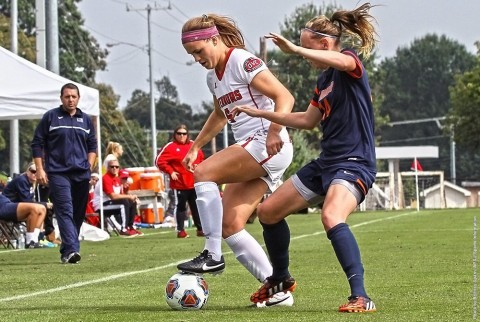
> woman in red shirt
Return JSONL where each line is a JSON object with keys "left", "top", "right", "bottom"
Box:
{"left": 156, "top": 124, "right": 204, "bottom": 238}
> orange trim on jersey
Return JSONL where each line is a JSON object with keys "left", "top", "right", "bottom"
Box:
{"left": 215, "top": 48, "right": 235, "bottom": 81}
{"left": 343, "top": 50, "right": 363, "bottom": 79}
{"left": 322, "top": 99, "right": 332, "bottom": 119}
{"left": 310, "top": 87, "right": 320, "bottom": 107}
{"left": 356, "top": 178, "right": 367, "bottom": 196}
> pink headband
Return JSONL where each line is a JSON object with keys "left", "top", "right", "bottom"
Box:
{"left": 181, "top": 26, "right": 219, "bottom": 44}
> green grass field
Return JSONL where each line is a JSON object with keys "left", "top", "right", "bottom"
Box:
{"left": 0, "top": 208, "right": 477, "bottom": 321}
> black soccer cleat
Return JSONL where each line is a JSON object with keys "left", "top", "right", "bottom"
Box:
{"left": 177, "top": 250, "right": 225, "bottom": 274}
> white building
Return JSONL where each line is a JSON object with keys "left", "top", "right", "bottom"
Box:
{"left": 421, "top": 181, "right": 471, "bottom": 209}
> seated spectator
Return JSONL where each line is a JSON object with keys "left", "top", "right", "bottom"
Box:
{"left": 0, "top": 194, "right": 47, "bottom": 248}
{"left": 92, "top": 160, "right": 142, "bottom": 237}
{"left": 3, "top": 163, "right": 55, "bottom": 247}
{"left": 119, "top": 170, "right": 142, "bottom": 225}
{"left": 34, "top": 183, "right": 60, "bottom": 245}
{"left": 85, "top": 173, "right": 100, "bottom": 227}
{"left": 3, "top": 163, "right": 38, "bottom": 203}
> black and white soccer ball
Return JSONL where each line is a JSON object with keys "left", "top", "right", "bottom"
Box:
{"left": 165, "top": 272, "right": 209, "bottom": 310}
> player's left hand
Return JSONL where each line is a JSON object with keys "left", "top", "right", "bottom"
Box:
{"left": 265, "top": 131, "right": 283, "bottom": 156}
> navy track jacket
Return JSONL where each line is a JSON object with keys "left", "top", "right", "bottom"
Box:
{"left": 31, "top": 106, "right": 97, "bottom": 173}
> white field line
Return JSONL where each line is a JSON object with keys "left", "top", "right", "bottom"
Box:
{"left": 0, "top": 229, "right": 174, "bottom": 255}
{"left": 0, "top": 211, "right": 418, "bottom": 303}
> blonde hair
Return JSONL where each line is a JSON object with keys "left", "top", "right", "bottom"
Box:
{"left": 105, "top": 141, "right": 122, "bottom": 155}
{"left": 305, "top": 3, "right": 377, "bottom": 57}
{"left": 182, "top": 14, "right": 245, "bottom": 49}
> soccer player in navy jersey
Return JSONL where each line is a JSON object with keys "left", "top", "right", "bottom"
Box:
{"left": 233, "top": 3, "right": 378, "bottom": 313}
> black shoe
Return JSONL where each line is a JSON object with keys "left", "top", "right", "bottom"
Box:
{"left": 27, "top": 241, "right": 45, "bottom": 249}
{"left": 177, "top": 250, "right": 225, "bottom": 274}
{"left": 61, "top": 252, "right": 81, "bottom": 264}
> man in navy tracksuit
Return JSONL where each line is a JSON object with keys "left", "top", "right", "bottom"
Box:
{"left": 31, "top": 83, "right": 97, "bottom": 264}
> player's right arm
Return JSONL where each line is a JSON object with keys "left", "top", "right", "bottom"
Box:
{"left": 232, "top": 103, "right": 323, "bottom": 130}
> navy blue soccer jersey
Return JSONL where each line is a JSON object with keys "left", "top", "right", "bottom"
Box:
{"left": 2, "top": 174, "right": 34, "bottom": 202}
{"left": 310, "top": 49, "right": 376, "bottom": 172}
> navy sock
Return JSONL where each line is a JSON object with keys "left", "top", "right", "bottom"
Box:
{"left": 327, "top": 223, "right": 367, "bottom": 297}
{"left": 260, "top": 219, "right": 291, "bottom": 280}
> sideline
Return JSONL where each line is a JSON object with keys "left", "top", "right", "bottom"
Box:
{"left": 0, "top": 211, "right": 418, "bottom": 303}
{"left": 0, "top": 229, "right": 174, "bottom": 255}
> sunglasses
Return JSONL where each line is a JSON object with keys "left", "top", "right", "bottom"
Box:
{"left": 29, "top": 169, "right": 36, "bottom": 174}
{"left": 109, "top": 166, "right": 120, "bottom": 169}
{"left": 176, "top": 132, "right": 188, "bottom": 136}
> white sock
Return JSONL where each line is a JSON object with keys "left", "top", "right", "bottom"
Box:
{"left": 195, "top": 182, "right": 223, "bottom": 261}
{"left": 26, "top": 232, "right": 34, "bottom": 244}
{"left": 225, "top": 229, "right": 272, "bottom": 282}
{"left": 33, "top": 228, "right": 40, "bottom": 242}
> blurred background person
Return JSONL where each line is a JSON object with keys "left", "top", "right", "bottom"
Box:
{"left": 163, "top": 188, "right": 177, "bottom": 225}
{"left": 156, "top": 124, "right": 204, "bottom": 238}
{"left": 102, "top": 141, "right": 123, "bottom": 173}
{"left": 93, "top": 159, "right": 142, "bottom": 237}
{"left": 2, "top": 162, "right": 50, "bottom": 248}
{"left": 2, "top": 162, "right": 38, "bottom": 204}
{"left": 85, "top": 172, "right": 100, "bottom": 227}
{"left": 118, "top": 169, "right": 142, "bottom": 225}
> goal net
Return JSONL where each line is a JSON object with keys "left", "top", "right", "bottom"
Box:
{"left": 361, "top": 171, "right": 445, "bottom": 210}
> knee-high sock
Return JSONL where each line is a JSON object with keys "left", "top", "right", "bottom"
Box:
{"left": 260, "top": 219, "right": 291, "bottom": 280}
{"left": 327, "top": 223, "right": 367, "bottom": 297}
{"left": 225, "top": 229, "right": 272, "bottom": 282}
{"left": 195, "top": 182, "right": 223, "bottom": 260}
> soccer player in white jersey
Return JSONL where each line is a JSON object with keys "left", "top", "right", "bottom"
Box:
{"left": 176, "top": 14, "right": 294, "bottom": 306}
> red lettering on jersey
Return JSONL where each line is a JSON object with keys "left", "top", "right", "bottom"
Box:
{"left": 234, "top": 90, "right": 242, "bottom": 100}
{"left": 228, "top": 92, "right": 236, "bottom": 103}
{"left": 224, "top": 107, "right": 236, "bottom": 123}
{"left": 217, "top": 90, "right": 243, "bottom": 108}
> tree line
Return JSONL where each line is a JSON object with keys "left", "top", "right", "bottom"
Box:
{"left": 0, "top": 1, "right": 479, "bottom": 182}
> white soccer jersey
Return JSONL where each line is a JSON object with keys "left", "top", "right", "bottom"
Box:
{"left": 206, "top": 48, "right": 290, "bottom": 142}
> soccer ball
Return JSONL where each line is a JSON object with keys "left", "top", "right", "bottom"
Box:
{"left": 165, "top": 272, "right": 209, "bottom": 310}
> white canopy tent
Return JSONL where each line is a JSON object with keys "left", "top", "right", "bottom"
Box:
{"left": 0, "top": 45, "right": 99, "bottom": 120}
{"left": 0, "top": 44, "right": 102, "bottom": 172}
{"left": 0, "top": 45, "right": 106, "bottom": 228}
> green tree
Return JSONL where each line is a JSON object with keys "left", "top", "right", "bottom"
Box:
{"left": 284, "top": 130, "right": 317, "bottom": 179}
{"left": 376, "top": 34, "right": 477, "bottom": 179}
{"left": 444, "top": 42, "right": 480, "bottom": 181}
{"left": 446, "top": 42, "right": 480, "bottom": 150}
{"left": 123, "top": 76, "right": 201, "bottom": 132}
{"left": 0, "top": 0, "right": 108, "bottom": 172}
{"left": 0, "top": 10, "right": 37, "bottom": 172}
{"left": 0, "top": 0, "right": 107, "bottom": 83}
{"left": 96, "top": 84, "right": 150, "bottom": 168}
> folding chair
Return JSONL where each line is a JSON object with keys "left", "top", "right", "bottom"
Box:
{"left": 0, "top": 220, "right": 18, "bottom": 249}
{"left": 95, "top": 204, "right": 126, "bottom": 236}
